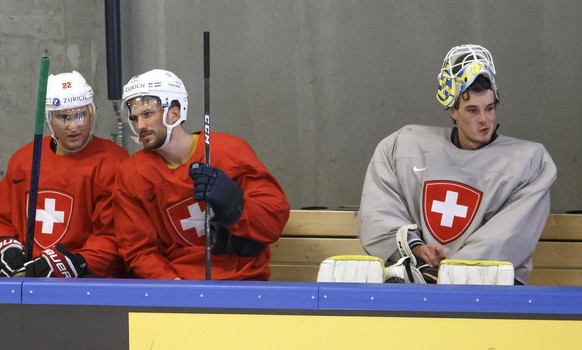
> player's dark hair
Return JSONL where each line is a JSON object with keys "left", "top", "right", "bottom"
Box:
{"left": 170, "top": 100, "right": 181, "bottom": 109}
{"left": 452, "top": 75, "right": 499, "bottom": 110}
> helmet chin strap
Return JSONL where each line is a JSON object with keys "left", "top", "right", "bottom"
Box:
{"left": 152, "top": 108, "right": 181, "bottom": 150}
{"left": 153, "top": 126, "right": 174, "bottom": 150}
{"left": 54, "top": 132, "right": 94, "bottom": 155}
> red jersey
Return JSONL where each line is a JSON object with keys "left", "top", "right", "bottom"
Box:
{"left": 113, "top": 132, "right": 290, "bottom": 280}
{"left": 0, "top": 136, "right": 129, "bottom": 277}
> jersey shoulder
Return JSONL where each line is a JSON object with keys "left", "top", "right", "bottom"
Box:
{"left": 491, "top": 135, "right": 552, "bottom": 159}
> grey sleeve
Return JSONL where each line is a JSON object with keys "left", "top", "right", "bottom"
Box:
{"left": 452, "top": 145, "right": 557, "bottom": 280}
{"left": 357, "top": 133, "right": 420, "bottom": 263}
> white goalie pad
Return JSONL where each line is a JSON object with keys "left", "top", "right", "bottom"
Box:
{"left": 316, "top": 255, "right": 385, "bottom": 283}
{"left": 437, "top": 259, "right": 514, "bottom": 285}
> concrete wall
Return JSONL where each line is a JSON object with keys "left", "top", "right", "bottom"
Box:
{"left": 1, "top": 0, "right": 581, "bottom": 212}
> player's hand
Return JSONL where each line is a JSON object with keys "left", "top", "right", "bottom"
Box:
{"left": 0, "top": 237, "right": 26, "bottom": 277}
{"left": 20, "top": 243, "right": 87, "bottom": 278}
{"left": 412, "top": 243, "right": 446, "bottom": 267}
{"left": 189, "top": 162, "right": 244, "bottom": 225}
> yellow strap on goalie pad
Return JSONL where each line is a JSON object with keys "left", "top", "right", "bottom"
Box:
{"left": 325, "top": 255, "right": 384, "bottom": 262}
{"left": 440, "top": 259, "right": 513, "bottom": 267}
{"left": 316, "top": 255, "right": 385, "bottom": 283}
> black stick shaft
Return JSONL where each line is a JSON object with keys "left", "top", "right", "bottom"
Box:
{"left": 105, "top": 0, "right": 122, "bottom": 101}
{"left": 203, "top": 31, "right": 211, "bottom": 280}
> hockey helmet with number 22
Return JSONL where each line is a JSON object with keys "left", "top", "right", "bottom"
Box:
{"left": 45, "top": 70, "right": 96, "bottom": 139}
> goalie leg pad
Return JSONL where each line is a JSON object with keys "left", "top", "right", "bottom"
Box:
{"left": 437, "top": 259, "right": 514, "bottom": 285}
{"left": 317, "top": 255, "right": 385, "bottom": 283}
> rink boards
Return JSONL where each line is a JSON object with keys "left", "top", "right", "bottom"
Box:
{"left": 1, "top": 279, "right": 582, "bottom": 349}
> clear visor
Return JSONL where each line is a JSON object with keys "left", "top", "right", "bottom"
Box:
{"left": 125, "top": 96, "right": 165, "bottom": 136}
{"left": 48, "top": 105, "right": 93, "bottom": 126}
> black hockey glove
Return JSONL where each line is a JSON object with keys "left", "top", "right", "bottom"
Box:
{"left": 0, "top": 237, "right": 26, "bottom": 277}
{"left": 189, "top": 162, "right": 244, "bottom": 225}
{"left": 20, "top": 243, "right": 87, "bottom": 278}
{"left": 211, "top": 223, "right": 266, "bottom": 257}
{"left": 416, "top": 257, "right": 438, "bottom": 284}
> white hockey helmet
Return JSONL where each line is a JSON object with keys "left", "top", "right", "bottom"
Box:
{"left": 45, "top": 70, "right": 96, "bottom": 138}
{"left": 121, "top": 69, "right": 188, "bottom": 149}
{"left": 436, "top": 44, "right": 499, "bottom": 109}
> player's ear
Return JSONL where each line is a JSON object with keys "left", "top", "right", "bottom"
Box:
{"left": 167, "top": 104, "right": 181, "bottom": 124}
{"left": 449, "top": 108, "right": 457, "bottom": 123}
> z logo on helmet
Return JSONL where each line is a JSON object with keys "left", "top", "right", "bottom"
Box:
{"left": 25, "top": 190, "right": 73, "bottom": 249}
{"left": 423, "top": 180, "right": 482, "bottom": 244}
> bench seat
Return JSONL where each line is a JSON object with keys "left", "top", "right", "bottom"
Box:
{"left": 270, "top": 210, "right": 582, "bottom": 286}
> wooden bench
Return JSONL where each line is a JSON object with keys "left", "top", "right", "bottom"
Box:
{"left": 269, "top": 210, "right": 582, "bottom": 286}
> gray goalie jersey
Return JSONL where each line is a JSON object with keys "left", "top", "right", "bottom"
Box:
{"left": 358, "top": 124, "right": 557, "bottom": 284}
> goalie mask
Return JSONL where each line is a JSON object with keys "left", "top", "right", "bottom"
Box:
{"left": 436, "top": 44, "right": 499, "bottom": 109}
{"left": 45, "top": 71, "right": 96, "bottom": 153}
{"left": 121, "top": 69, "right": 189, "bottom": 149}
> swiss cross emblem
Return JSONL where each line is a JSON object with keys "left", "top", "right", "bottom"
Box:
{"left": 26, "top": 190, "right": 73, "bottom": 249}
{"left": 166, "top": 196, "right": 206, "bottom": 246}
{"left": 422, "top": 180, "right": 482, "bottom": 244}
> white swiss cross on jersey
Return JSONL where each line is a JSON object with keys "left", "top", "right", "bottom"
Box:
{"left": 26, "top": 190, "right": 73, "bottom": 249}
{"left": 422, "top": 180, "right": 482, "bottom": 244}
{"left": 166, "top": 196, "right": 207, "bottom": 246}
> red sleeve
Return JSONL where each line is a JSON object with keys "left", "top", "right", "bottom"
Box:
{"left": 217, "top": 136, "right": 290, "bottom": 244}
{"left": 75, "top": 142, "right": 129, "bottom": 277}
{"left": 0, "top": 142, "right": 37, "bottom": 243}
{"left": 0, "top": 156, "right": 22, "bottom": 240}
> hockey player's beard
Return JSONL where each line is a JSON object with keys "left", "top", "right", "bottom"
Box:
{"left": 140, "top": 128, "right": 167, "bottom": 150}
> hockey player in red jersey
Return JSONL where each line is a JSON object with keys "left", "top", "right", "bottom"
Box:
{"left": 114, "top": 69, "right": 290, "bottom": 280}
{"left": 0, "top": 71, "right": 129, "bottom": 278}
{"left": 358, "top": 45, "right": 557, "bottom": 284}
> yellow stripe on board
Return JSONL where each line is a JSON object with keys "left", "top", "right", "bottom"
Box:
{"left": 129, "top": 312, "right": 582, "bottom": 350}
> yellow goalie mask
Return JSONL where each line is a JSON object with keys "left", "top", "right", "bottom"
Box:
{"left": 436, "top": 44, "right": 499, "bottom": 109}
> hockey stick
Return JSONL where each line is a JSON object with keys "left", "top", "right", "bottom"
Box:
{"left": 104, "top": 0, "right": 126, "bottom": 149}
{"left": 203, "top": 31, "right": 211, "bottom": 280}
{"left": 25, "top": 56, "right": 50, "bottom": 261}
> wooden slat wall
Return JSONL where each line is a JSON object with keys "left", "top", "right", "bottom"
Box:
{"left": 540, "top": 214, "right": 582, "bottom": 240}
{"left": 270, "top": 211, "right": 582, "bottom": 286}
{"left": 281, "top": 210, "right": 359, "bottom": 237}
{"left": 270, "top": 237, "right": 364, "bottom": 264}
{"left": 532, "top": 242, "right": 582, "bottom": 268}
